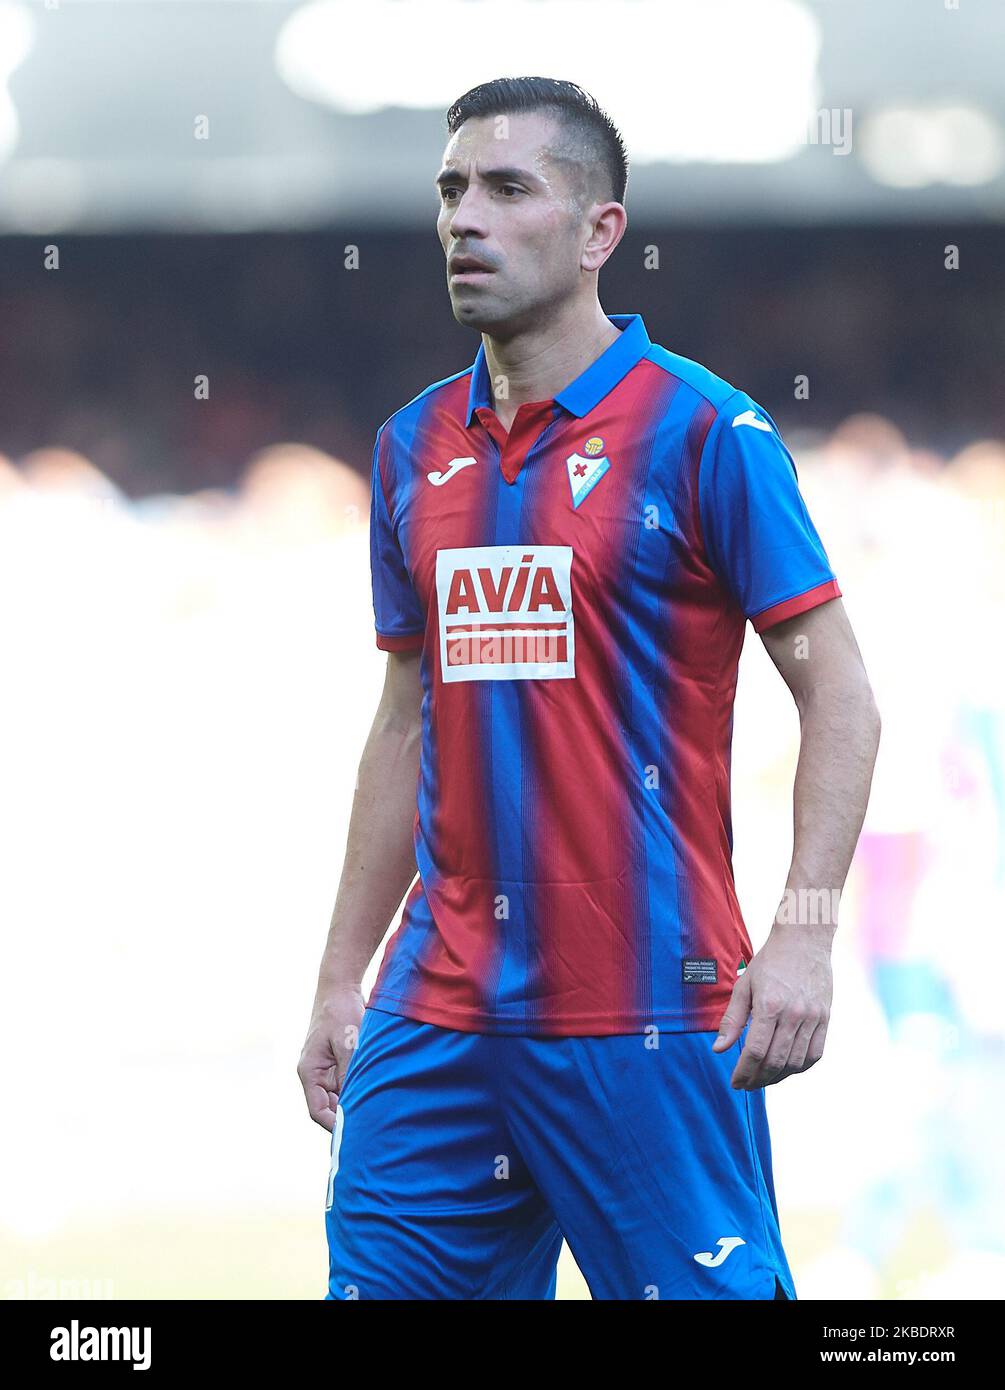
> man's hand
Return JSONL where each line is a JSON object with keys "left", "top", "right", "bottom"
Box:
{"left": 297, "top": 985, "right": 365, "bottom": 1131}
{"left": 712, "top": 923, "right": 834, "bottom": 1089}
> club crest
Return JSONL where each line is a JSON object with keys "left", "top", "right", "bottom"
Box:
{"left": 566, "top": 436, "right": 611, "bottom": 509}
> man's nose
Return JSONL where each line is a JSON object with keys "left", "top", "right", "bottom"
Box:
{"left": 447, "top": 187, "right": 488, "bottom": 239}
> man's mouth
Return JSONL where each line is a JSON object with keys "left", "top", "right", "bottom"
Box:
{"left": 449, "top": 256, "right": 495, "bottom": 280}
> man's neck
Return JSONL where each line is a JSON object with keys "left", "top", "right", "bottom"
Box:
{"left": 482, "top": 303, "right": 621, "bottom": 433}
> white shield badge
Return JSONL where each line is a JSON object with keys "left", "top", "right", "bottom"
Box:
{"left": 566, "top": 450, "right": 610, "bottom": 509}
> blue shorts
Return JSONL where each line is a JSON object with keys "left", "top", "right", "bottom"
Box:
{"left": 324, "top": 1007, "right": 797, "bottom": 1300}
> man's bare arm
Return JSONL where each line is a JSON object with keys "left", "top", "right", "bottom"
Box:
{"left": 714, "top": 598, "right": 881, "bottom": 1088}
{"left": 298, "top": 649, "right": 422, "bottom": 1130}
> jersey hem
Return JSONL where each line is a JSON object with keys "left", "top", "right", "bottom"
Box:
{"left": 750, "top": 578, "right": 841, "bottom": 633}
{"left": 366, "top": 991, "right": 729, "bottom": 1037}
{"left": 375, "top": 629, "right": 425, "bottom": 652}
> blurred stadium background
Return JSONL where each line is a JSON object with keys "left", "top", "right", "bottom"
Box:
{"left": 1, "top": 0, "right": 1004, "bottom": 1300}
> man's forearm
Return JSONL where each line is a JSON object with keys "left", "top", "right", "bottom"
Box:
{"left": 778, "top": 680, "right": 881, "bottom": 928}
{"left": 311, "top": 710, "right": 421, "bottom": 1002}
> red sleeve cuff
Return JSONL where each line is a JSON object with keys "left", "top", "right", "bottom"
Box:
{"left": 751, "top": 579, "right": 842, "bottom": 633}
{"left": 375, "top": 629, "right": 425, "bottom": 652}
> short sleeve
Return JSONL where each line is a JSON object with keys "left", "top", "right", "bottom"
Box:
{"left": 697, "top": 392, "right": 841, "bottom": 632}
{"left": 369, "top": 427, "right": 425, "bottom": 651}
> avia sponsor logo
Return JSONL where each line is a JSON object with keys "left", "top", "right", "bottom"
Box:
{"left": 435, "top": 544, "right": 575, "bottom": 683}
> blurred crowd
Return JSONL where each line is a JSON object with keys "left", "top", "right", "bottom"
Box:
{"left": 2, "top": 226, "right": 1003, "bottom": 500}
{"left": 0, "top": 414, "right": 1002, "bottom": 1300}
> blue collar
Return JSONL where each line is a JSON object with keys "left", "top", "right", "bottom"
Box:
{"left": 464, "top": 313, "right": 651, "bottom": 427}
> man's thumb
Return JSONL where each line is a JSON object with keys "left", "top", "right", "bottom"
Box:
{"left": 712, "top": 971, "right": 751, "bottom": 1051}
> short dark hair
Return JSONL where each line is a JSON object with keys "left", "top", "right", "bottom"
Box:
{"left": 446, "top": 76, "right": 628, "bottom": 208}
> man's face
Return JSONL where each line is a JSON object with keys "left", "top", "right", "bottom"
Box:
{"left": 435, "top": 111, "right": 594, "bottom": 337}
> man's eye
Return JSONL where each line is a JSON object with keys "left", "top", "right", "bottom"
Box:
{"left": 440, "top": 187, "right": 460, "bottom": 201}
{"left": 497, "top": 184, "right": 523, "bottom": 197}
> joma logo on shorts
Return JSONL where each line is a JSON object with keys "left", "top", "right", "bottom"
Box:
{"left": 435, "top": 544, "right": 575, "bottom": 683}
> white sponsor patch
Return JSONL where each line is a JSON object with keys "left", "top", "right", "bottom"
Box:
{"left": 435, "top": 544, "right": 575, "bottom": 682}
